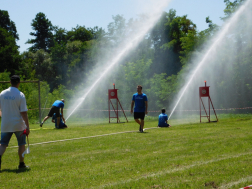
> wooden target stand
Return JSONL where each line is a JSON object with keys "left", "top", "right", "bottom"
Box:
{"left": 199, "top": 81, "right": 218, "bottom": 123}
{"left": 108, "top": 83, "right": 128, "bottom": 123}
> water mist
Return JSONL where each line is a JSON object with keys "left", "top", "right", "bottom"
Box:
{"left": 168, "top": 0, "right": 252, "bottom": 121}
{"left": 66, "top": 0, "right": 172, "bottom": 121}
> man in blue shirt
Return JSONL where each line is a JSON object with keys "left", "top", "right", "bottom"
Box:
{"left": 52, "top": 113, "right": 67, "bottom": 129}
{"left": 158, "top": 108, "right": 171, "bottom": 127}
{"left": 131, "top": 85, "right": 148, "bottom": 132}
{"left": 40, "top": 99, "right": 65, "bottom": 127}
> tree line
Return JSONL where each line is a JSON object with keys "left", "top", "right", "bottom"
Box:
{"left": 0, "top": 0, "right": 251, "bottom": 120}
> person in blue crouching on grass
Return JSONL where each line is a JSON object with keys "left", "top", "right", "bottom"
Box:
{"left": 52, "top": 113, "right": 67, "bottom": 129}
{"left": 158, "top": 108, "right": 171, "bottom": 127}
{"left": 40, "top": 99, "right": 65, "bottom": 127}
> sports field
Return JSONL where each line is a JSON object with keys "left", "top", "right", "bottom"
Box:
{"left": 0, "top": 114, "right": 252, "bottom": 189}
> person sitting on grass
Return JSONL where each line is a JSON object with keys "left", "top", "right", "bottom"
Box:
{"left": 52, "top": 113, "right": 67, "bottom": 129}
{"left": 158, "top": 108, "right": 171, "bottom": 127}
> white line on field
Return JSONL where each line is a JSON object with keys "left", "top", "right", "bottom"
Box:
{"left": 97, "top": 152, "right": 252, "bottom": 188}
{"left": 9, "top": 127, "right": 159, "bottom": 148}
{"left": 219, "top": 176, "right": 252, "bottom": 189}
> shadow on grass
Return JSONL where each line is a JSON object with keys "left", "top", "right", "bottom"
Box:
{"left": 1, "top": 168, "right": 31, "bottom": 173}
{"left": 140, "top": 131, "right": 149, "bottom": 134}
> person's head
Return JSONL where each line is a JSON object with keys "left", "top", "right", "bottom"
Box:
{"left": 61, "top": 99, "right": 65, "bottom": 103}
{"left": 137, "top": 85, "right": 142, "bottom": 93}
{"left": 161, "top": 108, "right": 166, "bottom": 113}
{"left": 10, "top": 75, "right": 20, "bottom": 87}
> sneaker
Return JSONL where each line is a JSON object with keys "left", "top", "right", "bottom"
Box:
{"left": 139, "top": 125, "right": 141, "bottom": 132}
{"left": 18, "top": 163, "right": 29, "bottom": 169}
{"left": 40, "top": 122, "right": 43, "bottom": 127}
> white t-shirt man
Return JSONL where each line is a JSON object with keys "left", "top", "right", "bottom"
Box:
{"left": 0, "top": 87, "right": 28, "bottom": 132}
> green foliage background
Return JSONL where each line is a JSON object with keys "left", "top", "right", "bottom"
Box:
{"left": 1, "top": 0, "right": 252, "bottom": 120}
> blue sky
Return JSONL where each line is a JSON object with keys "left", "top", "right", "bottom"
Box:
{"left": 1, "top": 0, "right": 226, "bottom": 52}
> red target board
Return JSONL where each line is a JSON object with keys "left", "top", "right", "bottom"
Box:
{"left": 199, "top": 86, "right": 209, "bottom": 97}
{"left": 108, "top": 88, "right": 118, "bottom": 99}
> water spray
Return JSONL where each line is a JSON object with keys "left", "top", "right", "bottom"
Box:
{"left": 41, "top": 97, "right": 48, "bottom": 119}
{"left": 66, "top": 0, "right": 172, "bottom": 121}
{"left": 168, "top": 0, "right": 251, "bottom": 120}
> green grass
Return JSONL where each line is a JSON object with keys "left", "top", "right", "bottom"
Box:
{"left": 1, "top": 114, "right": 252, "bottom": 188}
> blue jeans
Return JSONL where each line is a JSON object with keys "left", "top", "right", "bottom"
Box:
{"left": 0, "top": 131, "right": 26, "bottom": 146}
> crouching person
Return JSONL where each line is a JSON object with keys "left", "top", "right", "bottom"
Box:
{"left": 52, "top": 113, "right": 67, "bottom": 129}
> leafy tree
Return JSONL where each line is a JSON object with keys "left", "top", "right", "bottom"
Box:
{"left": 205, "top": 17, "right": 219, "bottom": 33}
{"left": 122, "top": 58, "right": 152, "bottom": 97}
{"left": 0, "top": 28, "right": 21, "bottom": 74}
{"left": 50, "top": 42, "right": 67, "bottom": 88}
{"left": 223, "top": 0, "right": 246, "bottom": 19}
{"left": 196, "top": 17, "right": 219, "bottom": 47}
{"left": 22, "top": 49, "right": 55, "bottom": 88}
{"left": 0, "top": 71, "right": 11, "bottom": 91}
{"left": 0, "top": 10, "right": 21, "bottom": 75}
{"left": 26, "top": 12, "right": 54, "bottom": 52}
{"left": 147, "top": 73, "right": 178, "bottom": 109}
{"left": 0, "top": 10, "right": 19, "bottom": 40}
{"left": 89, "top": 26, "right": 106, "bottom": 40}
{"left": 107, "top": 15, "right": 127, "bottom": 46}
{"left": 179, "top": 30, "right": 197, "bottom": 65}
{"left": 17, "top": 51, "right": 36, "bottom": 79}
{"left": 179, "top": 16, "right": 219, "bottom": 66}
{"left": 67, "top": 25, "right": 93, "bottom": 42}
{"left": 53, "top": 26, "right": 67, "bottom": 45}
{"left": 64, "top": 40, "right": 94, "bottom": 89}
{"left": 150, "top": 10, "right": 196, "bottom": 76}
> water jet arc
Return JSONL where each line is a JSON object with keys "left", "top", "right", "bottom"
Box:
{"left": 168, "top": 0, "right": 251, "bottom": 120}
{"left": 66, "top": 0, "right": 171, "bottom": 121}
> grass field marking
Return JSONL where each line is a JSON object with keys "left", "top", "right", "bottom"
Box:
{"left": 219, "top": 177, "right": 252, "bottom": 189}
{"left": 98, "top": 151, "right": 252, "bottom": 188}
{"left": 30, "top": 128, "right": 54, "bottom": 131}
{"left": 9, "top": 127, "right": 159, "bottom": 148}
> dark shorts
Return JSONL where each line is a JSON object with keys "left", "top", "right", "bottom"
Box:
{"left": 48, "top": 106, "right": 60, "bottom": 117}
{"left": 1, "top": 131, "right": 26, "bottom": 146}
{"left": 134, "top": 112, "right": 145, "bottom": 120}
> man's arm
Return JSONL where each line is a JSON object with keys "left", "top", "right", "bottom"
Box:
{"left": 165, "top": 115, "right": 168, "bottom": 123}
{"left": 61, "top": 108, "right": 65, "bottom": 123}
{"left": 0, "top": 94, "right": 1, "bottom": 117}
{"left": 20, "top": 111, "right": 30, "bottom": 135}
{"left": 145, "top": 101, "right": 148, "bottom": 114}
{"left": 131, "top": 101, "right": 134, "bottom": 114}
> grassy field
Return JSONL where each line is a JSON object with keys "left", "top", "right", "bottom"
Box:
{"left": 0, "top": 114, "right": 252, "bottom": 189}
